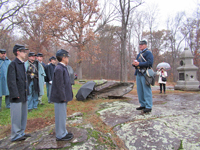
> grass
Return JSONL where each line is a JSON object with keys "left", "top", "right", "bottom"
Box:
{"left": 0, "top": 82, "right": 82, "bottom": 136}
{"left": 0, "top": 102, "right": 10, "bottom": 126}
{"left": 0, "top": 82, "right": 82, "bottom": 124}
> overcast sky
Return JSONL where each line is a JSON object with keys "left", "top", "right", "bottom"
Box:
{"left": 145, "top": 0, "right": 198, "bottom": 15}
{"left": 142, "top": 0, "right": 199, "bottom": 29}
{"left": 101, "top": 0, "right": 199, "bottom": 29}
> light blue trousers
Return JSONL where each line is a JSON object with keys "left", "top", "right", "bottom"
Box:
{"left": 136, "top": 74, "right": 153, "bottom": 109}
{"left": 10, "top": 101, "right": 27, "bottom": 141}
{"left": 0, "top": 96, "right": 10, "bottom": 109}
{"left": 27, "top": 81, "right": 39, "bottom": 110}
{"left": 54, "top": 103, "right": 68, "bottom": 139}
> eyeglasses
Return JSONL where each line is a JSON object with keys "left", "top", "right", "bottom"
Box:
{"left": 0, "top": 52, "right": 6, "bottom": 54}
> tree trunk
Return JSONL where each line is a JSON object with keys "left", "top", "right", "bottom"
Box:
{"left": 120, "top": 47, "right": 123, "bottom": 81}
{"left": 76, "top": 47, "right": 82, "bottom": 79}
{"left": 128, "top": 30, "right": 132, "bottom": 80}
{"left": 76, "top": 62, "right": 82, "bottom": 79}
{"left": 121, "top": 22, "right": 128, "bottom": 82}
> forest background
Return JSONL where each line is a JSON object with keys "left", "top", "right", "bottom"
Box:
{"left": 0, "top": 0, "right": 200, "bottom": 82}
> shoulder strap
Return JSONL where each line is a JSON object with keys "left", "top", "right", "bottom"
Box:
{"left": 0, "top": 61, "right": 4, "bottom": 68}
{"left": 140, "top": 53, "right": 146, "bottom": 62}
{"left": 28, "top": 61, "right": 38, "bottom": 72}
{"left": 140, "top": 53, "right": 154, "bottom": 72}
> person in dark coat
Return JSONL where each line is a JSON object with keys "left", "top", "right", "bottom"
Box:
{"left": 50, "top": 49, "right": 73, "bottom": 141}
{"left": 7, "top": 44, "right": 31, "bottom": 142}
{"left": 132, "top": 40, "right": 154, "bottom": 113}
{"left": 46, "top": 56, "right": 56, "bottom": 103}
{"left": 0, "top": 49, "right": 11, "bottom": 110}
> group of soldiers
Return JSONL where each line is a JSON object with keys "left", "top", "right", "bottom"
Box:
{"left": 0, "top": 48, "right": 59, "bottom": 112}
{"left": 4, "top": 44, "right": 75, "bottom": 141}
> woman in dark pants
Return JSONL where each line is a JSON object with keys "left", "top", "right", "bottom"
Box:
{"left": 157, "top": 68, "right": 167, "bottom": 94}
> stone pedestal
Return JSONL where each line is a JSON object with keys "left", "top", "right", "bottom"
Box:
{"left": 174, "top": 48, "right": 200, "bottom": 91}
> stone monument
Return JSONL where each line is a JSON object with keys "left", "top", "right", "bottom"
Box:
{"left": 174, "top": 48, "right": 200, "bottom": 91}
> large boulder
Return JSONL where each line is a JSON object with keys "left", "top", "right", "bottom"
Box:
{"left": 90, "top": 81, "right": 134, "bottom": 98}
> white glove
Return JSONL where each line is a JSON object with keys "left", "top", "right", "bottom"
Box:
{"left": 49, "top": 81, "right": 52, "bottom": 84}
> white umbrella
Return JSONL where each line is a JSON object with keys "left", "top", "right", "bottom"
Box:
{"left": 156, "top": 62, "right": 171, "bottom": 70}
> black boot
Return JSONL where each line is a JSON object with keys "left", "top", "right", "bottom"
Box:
{"left": 136, "top": 106, "right": 145, "bottom": 110}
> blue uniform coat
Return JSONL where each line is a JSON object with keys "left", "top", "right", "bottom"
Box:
{"left": 0, "top": 57, "right": 11, "bottom": 96}
{"left": 134, "top": 49, "right": 154, "bottom": 76}
{"left": 7, "top": 58, "right": 28, "bottom": 103}
{"left": 45, "top": 63, "right": 56, "bottom": 82}
{"left": 50, "top": 63, "right": 73, "bottom": 103}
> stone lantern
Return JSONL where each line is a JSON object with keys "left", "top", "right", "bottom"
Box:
{"left": 174, "top": 48, "right": 199, "bottom": 91}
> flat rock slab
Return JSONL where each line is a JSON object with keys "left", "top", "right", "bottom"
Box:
{"left": 0, "top": 124, "right": 55, "bottom": 150}
{"left": 1, "top": 92, "right": 200, "bottom": 149}
{"left": 114, "top": 114, "right": 200, "bottom": 150}
{"left": 98, "top": 93, "right": 200, "bottom": 150}
{"left": 97, "top": 93, "right": 200, "bottom": 127}
{"left": 0, "top": 126, "right": 88, "bottom": 150}
{"left": 0, "top": 114, "right": 113, "bottom": 150}
{"left": 35, "top": 127, "right": 88, "bottom": 149}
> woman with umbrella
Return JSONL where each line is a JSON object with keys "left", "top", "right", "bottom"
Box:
{"left": 156, "top": 62, "right": 171, "bottom": 94}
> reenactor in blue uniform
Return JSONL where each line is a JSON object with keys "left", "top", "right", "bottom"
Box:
{"left": 7, "top": 44, "right": 31, "bottom": 141}
{"left": 45, "top": 56, "right": 56, "bottom": 103}
{"left": 132, "top": 40, "right": 154, "bottom": 113}
{"left": 25, "top": 52, "right": 46, "bottom": 111}
{"left": 50, "top": 49, "right": 73, "bottom": 141}
{"left": 0, "top": 49, "right": 11, "bottom": 110}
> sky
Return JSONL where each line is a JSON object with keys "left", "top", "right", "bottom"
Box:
{"left": 142, "top": 0, "right": 199, "bottom": 29}
{"left": 100, "top": 0, "right": 199, "bottom": 30}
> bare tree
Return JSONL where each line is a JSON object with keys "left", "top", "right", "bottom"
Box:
{"left": 0, "top": 0, "right": 37, "bottom": 30}
{"left": 0, "top": 0, "right": 39, "bottom": 57}
{"left": 145, "top": 3, "right": 159, "bottom": 52}
{"left": 131, "top": 11, "right": 146, "bottom": 53}
{"left": 166, "top": 12, "right": 188, "bottom": 81}
{"left": 182, "top": 4, "right": 200, "bottom": 80}
{"left": 114, "top": 0, "right": 143, "bottom": 82}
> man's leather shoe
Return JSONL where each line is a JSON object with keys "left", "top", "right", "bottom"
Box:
{"left": 136, "top": 106, "right": 145, "bottom": 110}
{"left": 12, "top": 136, "right": 26, "bottom": 142}
{"left": 24, "top": 134, "right": 31, "bottom": 137}
{"left": 56, "top": 133, "right": 74, "bottom": 141}
{"left": 143, "top": 108, "right": 152, "bottom": 113}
